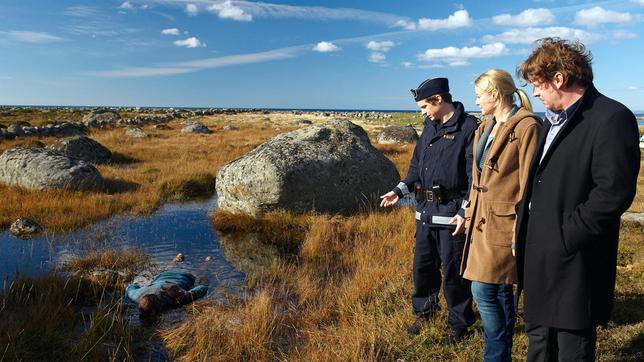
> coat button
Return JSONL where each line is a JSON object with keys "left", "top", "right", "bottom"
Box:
{"left": 537, "top": 178, "right": 542, "bottom": 183}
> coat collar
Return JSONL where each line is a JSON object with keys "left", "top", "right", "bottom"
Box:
{"left": 423, "top": 101, "right": 466, "bottom": 133}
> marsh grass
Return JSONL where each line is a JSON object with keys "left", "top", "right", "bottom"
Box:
{"left": 0, "top": 248, "right": 156, "bottom": 361}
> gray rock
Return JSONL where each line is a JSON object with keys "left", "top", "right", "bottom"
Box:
{"left": 47, "top": 136, "right": 112, "bottom": 164}
{"left": 152, "top": 124, "right": 172, "bottom": 130}
{"left": 125, "top": 127, "right": 148, "bottom": 138}
{"left": 377, "top": 125, "right": 419, "bottom": 144}
{"left": 7, "top": 124, "right": 24, "bottom": 136}
{"left": 216, "top": 119, "right": 400, "bottom": 215}
{"left": 223, "top": 124, "right": 239, "bottom": 131}
{"left": 293, "top": 119, "right": 312, "bottom": 125}
{"left": 9, "top": 218, "right": 43, "bottom": 238}
{"left": 82, "top": 110, "right": 121, "bottom": 128}
{"left": 622, "top": 212, "right": 644, "bottom": 227}
{"left": 0, "top": 147, "right": 104, "bottom": 191}
{"left": 181, "top": 123, "right": 211, "bottom": 134}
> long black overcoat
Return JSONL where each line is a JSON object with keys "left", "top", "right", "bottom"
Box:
{"left": 515, "top": 84, "right": 640, "bottom": 330}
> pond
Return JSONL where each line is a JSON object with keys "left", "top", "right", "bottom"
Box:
{"left": 0, "top": 195, "right": 245, "bottom": 300}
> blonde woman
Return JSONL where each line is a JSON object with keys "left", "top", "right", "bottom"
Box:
{"left": 461, "top": 69, "right": 541, "bottom": 361}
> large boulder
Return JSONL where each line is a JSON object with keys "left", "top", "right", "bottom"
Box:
{"left": 47, "top": 136, "right": 112, "bottom": 164}
{"left": 216, "top": 119, "right": 400, "bottom": 215}
{"left": 377, "top": 125, "right": 419, "bottom": 144}
{"left": 0, "top": 147, "right": 104, "bottom": 191}
{"left": 81, "top": 109, "right": 121, "bottom": 128}
{"left": 125, "top": 127, "right": 148, "bottom": 138}
{"left": 181, "top": 123, "right": 211, "bottom": 134}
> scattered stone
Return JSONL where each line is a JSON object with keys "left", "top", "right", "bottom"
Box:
{"left": 204, "top": 256, "right": 213, "bottom": 261}
{"left": 7, "top": 123, "right": 25, "bottom": 136}
{"left": 82, "top": 109, "right": 121, "bottom": 128}
{"left": 125, "top": 127, "right": 149, "bottom": 138}
{"left": 174, "top": 253, "right": 184, "bottom": 262}
{"left": 222, "top": 124, "right": 238, "bottom": 131}
{"left": 622, "top": 212, "right": 644, "bottom": 227}
{"left": 216, "top": 119, "right": 400, "bottom": 215}
{"left": 377, "top": 125, "right": 419, "bottom": 144}
{"left": 9, "top": 218, "right": 43, "bottom": 238}
{"left": 181, "top": 123, "right": 211, "bottom": 134}
{"left": 47, "top": 136, "right": 112, "bottom": 164}
{"left": 152, "top": 124, "right": 172, "bottom": 130}
{"left": 0, "top": 147, "right": 104, "bottom": 191}
{"left": 293, "top": 119, "right": 312, "bottom": 125}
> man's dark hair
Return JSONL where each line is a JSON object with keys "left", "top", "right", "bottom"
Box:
{"left": 517, "top": 37, "right": 593, "bottom": 87}
{"left": 428, "top": 92, "right": 452, "bottom": 105}
{"left": 139, "top": 294, "right": 162, "bottom": 319}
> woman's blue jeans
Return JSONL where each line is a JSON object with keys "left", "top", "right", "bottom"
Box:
{"left": 471, "top": 281, "right": 515, "bottom": 362}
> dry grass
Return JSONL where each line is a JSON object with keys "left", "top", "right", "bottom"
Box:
{"left": 0, "top": 113, "right": 306, "bottom": 231}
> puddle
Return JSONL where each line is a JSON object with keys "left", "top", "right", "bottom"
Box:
{"left": 0, "top": 195, "right": 245, "bottom": 300}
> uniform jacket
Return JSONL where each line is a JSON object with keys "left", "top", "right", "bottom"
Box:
{"left": 461, "top": 107, "right": 541, "bottom": 284}
{"left": 515, "top": 84, "right": 640, "bottom": 330}
{"left": 395, "top": 102, "right": 478, "bottom": 222}
{"left": 126, "top": 270, "right": 208, "bottom": 307}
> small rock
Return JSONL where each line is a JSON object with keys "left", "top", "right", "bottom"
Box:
{"left": 181, "top": 123, "right": 211, "bottom": 134}
{"left": 222, "top": 124, "right": 238, "bottom": 131}
{"left": 125, "top": 127, "right": 149, "bottom": 138}
{"left": 174, "top": 253, "right": 184, "bottom": 262}
{"left": 152, "top": 124, "right": 172, "bottom": 130}
{"left": 10, "top": 218, "right": 43, "bottom": 238}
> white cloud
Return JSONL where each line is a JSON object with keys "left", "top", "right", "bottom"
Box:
{"left": 366, "top": 40, "right": 395, "bottom": 52}
{"left": 611, "top": 30, "right": 637, "bottom": 39}
{"left": 368, "top": 52, "right": 386, "bottom": 63}
{"left": 482, "top": 27, "right": 604, "bottom": 44}
{"left": 312, "top": 41, "right": 340, "bottom": 53}
{"left": 393, "top": 19, "right": 417, "bottom": 30}
{"left": 141, "top": 4, "right": 149, "bottom": 9}
{"left": 64, "top": 6, "right": 98, "bottom": 17}
{"left": 627, "top": 85, "right": 639, "bottom": 91}
{"left": 418, "top": 43, "right": 508, "bottom": 62}
{"left": 632, "top": 0, "right": 644, "bottom": 5}
{"left": 418, "top": 10, "right": 472, "bottom": 30}
{"left": 492, "top": 8, "right": 555, "bottom": 26}
{"left": 89, "top": 46, "right": 303, "bottom": 77}
{"left": 173, "top": 36, "right": 206, "bottom": 48}
{"left": 119, "top": 1, "right": 134, "bottom": 10}
{"left": 208, "top": 1, "right": 252, "bottom": 21}
{"left": 574, "top": 7, "right": 639, "bottom": 27}
{"left": 2, "top": 31, "right": 65, "bottom": 43}
{"left": 448, "top": 60, "right": 470, "bottom": 67}
{"left": 185, "top": 3, "right": 199, "bottom": 16}
{"left": 162, "top": 28, "right": 180, "bottom": 35}
{"left": 401, "top": 61, "right": 414, "bottom": 68}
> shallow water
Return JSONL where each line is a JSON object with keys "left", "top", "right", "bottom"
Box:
{"left": 0, "top": 195, "right": 245, "bottom": 299}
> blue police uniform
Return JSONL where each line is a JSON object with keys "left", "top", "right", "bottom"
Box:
{"left": 392, "top": 78, "right": 476, "bottom": 334}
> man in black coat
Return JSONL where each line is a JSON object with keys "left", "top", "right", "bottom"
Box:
{"left": 515, "top": 38, "right": 640, "bottom": 361}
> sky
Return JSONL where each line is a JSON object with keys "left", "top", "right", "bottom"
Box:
{"left": 1, "top": 0, "right": 643, "bottom": 111}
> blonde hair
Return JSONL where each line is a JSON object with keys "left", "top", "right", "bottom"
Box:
{"left": 474, "top": 69, "right": 533, "bottom": 113}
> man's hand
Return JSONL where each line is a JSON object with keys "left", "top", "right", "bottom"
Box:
{"left": 449, "top": 214, "right": 465, "bottom": 236}
{"left": 380, "top": 191, "right": 400, "bottom": 207}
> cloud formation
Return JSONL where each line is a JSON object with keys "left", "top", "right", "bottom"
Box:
{"left": 119, "top": 1, "right": 134, "bottom": 10}
{"left": 574, "top": 7, "right": 639, "bottom": 27}
{"left": 2, "top": 31, "right": 65, "bottom": 43}
{"left": 418, "top": 10, "right": 472, "bottom": 30}
{"left": 312, "top": 41, "right": 340, "bottom": 53}
{"left": 492, "top": 8, "right": 555, "bottom": 26}
{"left": 162, "top": 28, "right": 180, "bottom": 35}
{"left": 185, "top": 3, "right": 199, "bottom": 16}
{"left": 90, "top": 46, "right": 303, "bottom": 77}
{"left": 173, "top": 36, "right": 206, "bottom": 48}
{"left": 418, "top": 43, "right": 508, "bottom": 65}
{"left": 63, "top": 6, "right": 98, "bottom": 17}
{"left": 483, "top": 27, "right": 604, "bottom": 44}
{"left": 366, "top": 40, "right": 395, "bottom": 52}
{"left": 208, "top": 1, "right": 253, "bottom": 21}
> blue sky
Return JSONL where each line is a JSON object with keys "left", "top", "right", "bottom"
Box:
{"left": 1, "top": 0, "right": 643, "bottom": 111}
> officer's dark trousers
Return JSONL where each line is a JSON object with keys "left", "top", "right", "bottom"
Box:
{"left": 412, "top": 220, "right": 474, "bottom": 331}
{"left": 525, "top": 323, "right": 597, "bottom": 362}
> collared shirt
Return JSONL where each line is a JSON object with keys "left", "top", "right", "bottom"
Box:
{"left": 539, "top": 98, "right": 582, "bottom": 163}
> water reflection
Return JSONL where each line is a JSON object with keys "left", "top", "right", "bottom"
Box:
{"left": 0, "top": 196, "right": 245, "bottom": 299}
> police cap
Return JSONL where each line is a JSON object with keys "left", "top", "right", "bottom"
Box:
{"left": 411, "top": 77, "right": 449, "bottom": 102}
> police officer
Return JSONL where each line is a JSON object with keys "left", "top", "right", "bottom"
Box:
{"left": 380, "top": 77, "right": 476, "bottom": 341}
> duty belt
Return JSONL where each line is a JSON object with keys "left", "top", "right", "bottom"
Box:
{"left": 416, "top": 189, "right": 463, "bottom": 203}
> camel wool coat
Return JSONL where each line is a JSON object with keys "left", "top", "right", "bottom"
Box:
{"left": 461, "top": 107, "right": 541, "bottom": 285}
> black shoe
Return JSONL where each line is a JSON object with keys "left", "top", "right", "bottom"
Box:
{"left": 406, "top": 316, "right": 428, "bottom": 335}
{"left": 444, "top": 328, "right": 469, "bottom": 345}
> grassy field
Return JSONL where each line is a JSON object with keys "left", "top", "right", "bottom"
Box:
{"left": 1, "top": 110, "right": 642, "bottom": 361}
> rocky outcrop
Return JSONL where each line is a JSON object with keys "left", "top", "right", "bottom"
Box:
{"left": 377, "top": 125, "right": 419, "bottom": 144}
{"left": 125, "top": 127, "right": 148, "bottom": 138}
{"left": 47, "top": 136, "right": 112, "bottom": 164}
{"left": 181, "top": 123, "right": 211, "bottom": 134}
{"left": 9, "top": 218, "right": 43, "bottom": 238}
{"left": 81, "top": 109, "right": 121, "bottom": 128}
{"left": 0, "top": 147, "right": 104, "bottom": 191}
{"left": 223, "top": 124, "right": 239, "bottom": 131}
{"left": 216, "top": 119, "right": 400, "bottom": 215}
